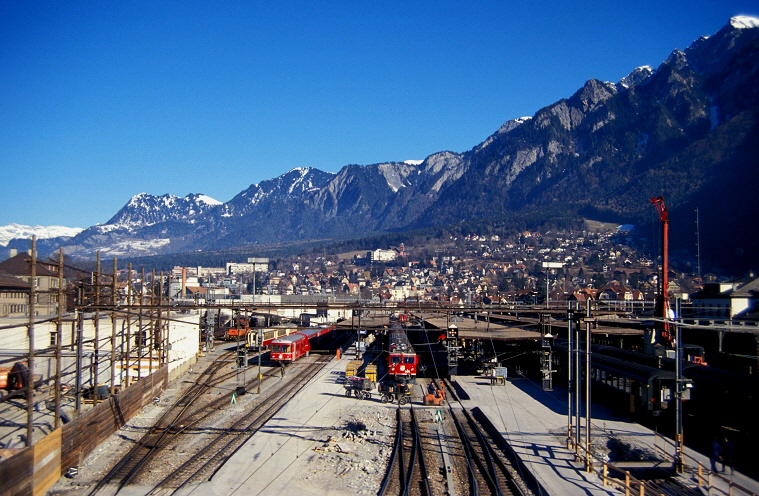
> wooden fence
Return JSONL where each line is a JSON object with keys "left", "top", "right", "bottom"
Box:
{"left": 0, "top": 365, "right": 168, "bottom": 496}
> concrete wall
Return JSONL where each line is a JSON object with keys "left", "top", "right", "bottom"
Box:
{"left": 0, "top": 312, "right": 199, "bottom": 388}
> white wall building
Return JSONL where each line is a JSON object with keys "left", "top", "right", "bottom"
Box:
{"left": 371, "top": 249, "right": 397, "bottom": 262}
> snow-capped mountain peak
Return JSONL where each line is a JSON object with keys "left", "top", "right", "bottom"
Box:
{"left": 105, "top": 193, "right": 223, "bottom": 229}
{"left": 730, "top": 16, "right": 759, "bottom": 29}
{"left": 0, "top": 223, "right": 83, "bottom": 247}
{"left": 617, "top": 66, "right": 654, "bottom": 90}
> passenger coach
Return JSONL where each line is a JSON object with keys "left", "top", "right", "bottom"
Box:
{"left": 270, "top": 325, "right": 334, "bottom": 363}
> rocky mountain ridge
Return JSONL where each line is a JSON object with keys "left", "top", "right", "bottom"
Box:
{"left": 8, "top": 17, "right": 759, "bottom": 273}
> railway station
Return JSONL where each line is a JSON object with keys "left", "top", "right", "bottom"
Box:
{"left": 2, "top": 279, "right": 759, "bottom": 495}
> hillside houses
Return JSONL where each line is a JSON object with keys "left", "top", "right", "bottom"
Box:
{"left": 153, "top": 227, "right": 708, "bottom": 308}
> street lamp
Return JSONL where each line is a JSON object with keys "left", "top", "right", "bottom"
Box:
{"left": 542, "top": 262, "right": 564, "bottom": 309}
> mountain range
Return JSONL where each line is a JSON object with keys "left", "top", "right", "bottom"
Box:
{"left": 7, "top": 17, "right": 759, "bottom": 274}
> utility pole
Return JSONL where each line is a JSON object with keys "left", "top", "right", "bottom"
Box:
{"left": 574, "top": 305, "right": 581, "bottom": 458}
{"left": 158, "top": 271, "right": 165, "bottom": 365}
{"left": 27, "top": 236, "right": 36, "bottom": 447}
{"left": 584, "top": 299, "right": 592, "bottom": 472}
{"left": 357, "top": 308, "right": 361, "bottom": 359}
{"left": 126, "top": 263, "right": 132, "bottom": 387}
{"left": 675, "top": 298, "right": 684, "bottom": 472}
{"left": 567, "top": 304, "right": 574, "bottom": 450}
{"left": 540, "top": 313, "right": 553, "bottom": 391}
{"left": 150, "top": 269, "right": 155, "bottom": 377}
{"left": 75, "top": 310, "right": 83, "bottom": 414}
{"left": 257, "top": 328, "right": 262, "bottom": 394}
{"left": 55, "top": 247, "right": 63, "bottom": 430}
{"left": 111, "top": 258, "right": 117, "bottom": 397}
{"left": 94, "top": 252, "right": 101, "bottom": 405}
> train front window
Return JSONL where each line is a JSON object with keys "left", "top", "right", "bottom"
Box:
{"left": 391, "top": 356, "right": 401, "bottom": 364}
{"left": 403, "top": 356, "right": 415, "bottom": 364}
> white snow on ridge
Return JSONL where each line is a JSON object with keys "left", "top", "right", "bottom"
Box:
{"left": 93, "top": 238, "right": 171, "bottom": 257}
{"left": 0, "top": 223, "right": 83, "bottom": 246}
{"left": 730, "top": 16, "right": 759, "bottom": 29}
{"left": 404, "top": 160, "right": 424, "bottom": 165}
{"left": 196, "top": 194, "right": 222, "bottom": 205}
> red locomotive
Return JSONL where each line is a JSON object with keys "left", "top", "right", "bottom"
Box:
{"left": 270, "top": 325, "right": 335, "bottom": 363}
{"left": 387, "top": 327, "right": 418, "bottom": 380}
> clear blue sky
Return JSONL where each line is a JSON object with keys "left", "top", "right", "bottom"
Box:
{"left": 2, "top": 1, "right": 757, "bottom": 228}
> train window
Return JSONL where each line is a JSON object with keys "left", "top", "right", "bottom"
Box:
{"left": 661, "top": 387, "right": 672, "bottom": 402}
{"left": 403, "top": 356, "right": 415, "bottom": 364}
{"left": 391, "top": 356, "right": 401, "bottom": 364}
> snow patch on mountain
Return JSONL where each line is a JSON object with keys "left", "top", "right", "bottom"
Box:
{"left": 730, "top": 16, "right": 759, "bottom": 29}
{"left": 617, "top": 66, "right": 654, "bottom": 90}
{"left": 287, "top": 168, "right": 324, "bottom": 195}
{"left": 91, "top": 238, "right": 171, "bottom": 257}
{"left": 196, "top": 195, "right": 222, "bottom": 205}
{"left": 0, "top": 223, "right": 83, "bottom": 246}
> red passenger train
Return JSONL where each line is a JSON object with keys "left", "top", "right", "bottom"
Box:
{"left": 387, "top": 326, "right": 418, "bottom": 381}
{"left": 270, "top": 325, "right": 335, "bottom": 363}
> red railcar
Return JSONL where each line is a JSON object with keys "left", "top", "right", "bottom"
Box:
{"left": 387, "top": 327, "right": 418, "bottom": 380}
{"left": 246, "top": 325, "right": 300, "bottom": 349}
{"left": 270, "top": 325, "right": 335, "bottom": 363}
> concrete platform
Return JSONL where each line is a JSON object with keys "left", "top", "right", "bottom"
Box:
{"left": 453, "top": 374, "right": 759, "bottom": 496}
{"left": 175, "top": 347, "right": 395, "bottom": 496}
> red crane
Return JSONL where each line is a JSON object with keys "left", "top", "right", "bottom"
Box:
{"left": 650, "top": 196, "right": 673, "bottom": 346}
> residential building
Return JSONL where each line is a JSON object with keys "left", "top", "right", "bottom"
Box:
{"left": 689, "top": 273, "right": 759, "bottom": 319}
{"left": 0, "top": 253, "right": 63, "bottom": 316}
{"left": 0, "top": 270, "right": 31, "bottom": 317}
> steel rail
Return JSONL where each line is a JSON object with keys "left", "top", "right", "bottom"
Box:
{"left": 148, "top": 352, "right": 338, "bottom": 494}
{"left": 87, "top": 350, "right": 235, "bottom": 495}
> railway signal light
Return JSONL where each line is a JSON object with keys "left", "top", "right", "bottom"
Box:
{"left": 236, "top": 348, "right": 248, "bottom": 369}
{"left": 447, "top": 325, "right": 458, "bottom": 339}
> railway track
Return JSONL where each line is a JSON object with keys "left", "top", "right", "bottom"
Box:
{"left": 442, "top": 379, "right": 533, "bottom": 496}
{"left": 379, "top": 405, "right": 433, "bottom": 496}
{"left": 87, "top": 350, "right": 239, "bottom": 495}
{"left": 379, "top": 377, "right": 530, "bottom": 496}
{"left": 146, "top": 353, "right": 334, "bottom": 494}
{"left": 85, "top": 330, "right": 352, "bottom": 495}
